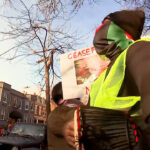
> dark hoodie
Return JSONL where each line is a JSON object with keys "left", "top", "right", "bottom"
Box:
{"left": 93, "top": 9, "right": 145, "bottom": 58}
{"left": 93, "top": 9, "right": 150, "bottom": 150}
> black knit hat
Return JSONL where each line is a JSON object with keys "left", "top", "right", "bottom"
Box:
{"left": 104, "top": 9, "right": 145, "bottom": 40}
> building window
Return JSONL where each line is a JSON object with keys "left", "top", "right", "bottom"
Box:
{"left": 39, "top": 106, "right": 41, "bottom": 116}
{"left": 42, "top": 99, "right": 46, "bottom": 104}
{"left": 8, "top": 95, "right": 11, "bottom": 106}
{"left": 3, "top": 91, "right": 8, "bottom": 103}
{"left": 30, "top": 102, "right": 34, "bottom": 111}
{"left": 13, "top": 97, "right": 17, "bottom": 107}
{"left": 10, "top": 96, "right": 13, "bottom": 106}
{"left": 37, "top": 96, "right": 41, "bottom": 103}
{"left": 17, "top": 98, "right": 22, "bottom": 109}
{"left": 1, "top": 108, "right": 5, "bottom": 120}
{"left": 35, "top": 105, "right": 38, "bottom": 115}
{"left": 25, "top": 100, "right": 29, "bottom": 110}
{"left": 42, "top": 111, "right": 44, "bottom": 116}
{"left": 19, "top": 100, "right": 22, "bottom": 109}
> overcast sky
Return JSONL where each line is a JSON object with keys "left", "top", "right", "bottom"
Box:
{"left": 0, "top": 0, "right": 121, "bottom": 90}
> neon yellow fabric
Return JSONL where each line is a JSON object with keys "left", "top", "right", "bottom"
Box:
{"left": 90, "top": 38, "right": 150, "bottom": 110}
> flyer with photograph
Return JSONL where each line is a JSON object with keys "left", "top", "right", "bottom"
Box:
{"left": 60, "top": 46, "right": 109, "bottom": 105}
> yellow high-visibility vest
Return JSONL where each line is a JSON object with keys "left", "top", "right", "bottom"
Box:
{"left": 90, "top": 38, "right": 150, "bottom": 111}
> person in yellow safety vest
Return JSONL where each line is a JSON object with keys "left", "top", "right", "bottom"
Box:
{"left": 63, "top": 9, "right": 150, "bottom": 150}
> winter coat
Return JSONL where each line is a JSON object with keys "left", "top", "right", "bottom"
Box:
{"left": 47, "top": 106, "right": 76, "bottom": 150}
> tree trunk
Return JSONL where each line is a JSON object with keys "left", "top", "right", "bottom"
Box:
{"left": 45, "top": 65, "right": 51, "bottom": 119}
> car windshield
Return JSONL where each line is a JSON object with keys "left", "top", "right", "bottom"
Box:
{"left": 11, "top": 123, "right": 45, "bottom": 137}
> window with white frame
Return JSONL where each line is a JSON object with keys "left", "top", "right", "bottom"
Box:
{"left": 25, "top": 100, "right": 29, "bottom": 110}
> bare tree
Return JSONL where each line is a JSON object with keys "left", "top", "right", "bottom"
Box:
{"left": 115, "top": 0, "right": 150, "bottom": 33}
{"left": 71, "top": 0, "right": 99, "bottom": 12}
{"left": 2, "top": 0, "right": 99, "bottom": 12}
{"left": 0, "top": 0, "right": 81, "bottom": 116}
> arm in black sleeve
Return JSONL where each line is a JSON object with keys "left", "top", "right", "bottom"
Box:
{"left": 126, "top": 41, "right": 150, "bottom": 149}
{"left": 126, "top": 41, "right": 150, "bottom": 122}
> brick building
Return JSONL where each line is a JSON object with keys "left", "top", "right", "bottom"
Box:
{"left": 26, "top": 94, "right": 46, "bottom": 124}
{"left": 0, "top": 82, "right": 29, "bottom": 122}
{"left": 0, "top": 82, "right": 47, "bottom": 124}
{"left": 19, "top": 84, "right": 47, "bottom": 123}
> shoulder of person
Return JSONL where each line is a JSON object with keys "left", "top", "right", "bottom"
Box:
{"left": 127, "top": 40, "right": 150, "bottom": 61}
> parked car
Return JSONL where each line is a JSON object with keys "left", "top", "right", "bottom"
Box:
{"left": 0, "top": 123, "right": 47, "bottom": 150}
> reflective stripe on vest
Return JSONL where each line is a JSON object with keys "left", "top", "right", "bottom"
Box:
{"left": 90, "top": 38, "right": 150, "bottom": 110}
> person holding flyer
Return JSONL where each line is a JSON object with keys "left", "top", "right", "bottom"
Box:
{"left": 47, "top": 82, "right": 83, "bottom": 150}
